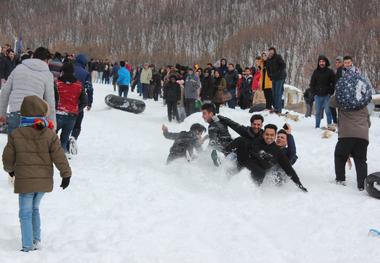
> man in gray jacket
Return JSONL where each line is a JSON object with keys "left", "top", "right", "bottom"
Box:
{"left": 0, "top": 47, "right": 55, "bottom": 134}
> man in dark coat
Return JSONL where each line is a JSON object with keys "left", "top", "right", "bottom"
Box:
{"left": 309, "top": 55, "right": 335, "bottom": 128}
{"left": 163, "top": 75, "right": 181, "bottom": 122}
{"left": 226, "top": 124, "right": 307, "bottom": 192}
{"left": 162, "top": 123, "right": 206, "bottom": 163}
{"left": 266, "top": 47, "right": 287, "bottom": 113}
{"left": 224, "top": 63, "right": 238, "bottom": 109}
{"left": 219, "top": 114, "right": 264, "bottom": 141}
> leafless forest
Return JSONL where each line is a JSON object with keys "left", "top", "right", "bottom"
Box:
{"left": 0, "top": 0, "right": 379, "bottom": 89}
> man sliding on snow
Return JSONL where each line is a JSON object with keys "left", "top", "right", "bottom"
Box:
{"left": 162, "top": 123, "right": 207, "bottom": 164}
{"left": 226, "top": 124, "right": 308, "bottom": 192}
{"left": 218, "top": 114, "right": 264, "bottom": 141}
{"left": 201, "top": 103, "right": 233, "bottom": 166}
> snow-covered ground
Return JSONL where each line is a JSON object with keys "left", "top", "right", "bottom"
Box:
{"left": 1, "top": 83, "right": 380, "bottom": 263}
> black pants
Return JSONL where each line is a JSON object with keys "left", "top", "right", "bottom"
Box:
{"left": 264, "top": 89, "right": 273, "bottom": 110}
{"left": 167, "top": 101, "right": 179, "bottom": 122}
{"left": 334, "top": 138, "right": 368, "bottom": 188}
{"left": 118, "top": 85, "right": 129, "bottom": 97}
{"left": 153, "top": 85, "right": 161, "bottom": 101}
{"left": 184, "top": 98, "right": 196, "bottom": 116}
{"left": 71, "top": 111, "right": 84, "bottom": 140}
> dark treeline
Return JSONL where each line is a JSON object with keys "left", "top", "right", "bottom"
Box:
{"left": 0, "top": 0, "right": 379, "bottom": 89}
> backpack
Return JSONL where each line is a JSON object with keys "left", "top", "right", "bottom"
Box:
{"left": 335, "top": 69, "right": 372, "bottom": 111}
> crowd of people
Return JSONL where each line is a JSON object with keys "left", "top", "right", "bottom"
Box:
{"left": 0, "top": 42, "right": 374, "bottom": 253}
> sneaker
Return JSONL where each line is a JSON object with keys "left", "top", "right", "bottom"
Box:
{"left": 335, "top": 180, "right": 346, "bottom": 186}
{"left": 68, "top": 137, "right": 78, "bottom": 155}
{"left": 33, "top": 240, "right": 42, "bottom": 250}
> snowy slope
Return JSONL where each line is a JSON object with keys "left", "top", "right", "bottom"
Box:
{"left": 0, "top": 84, "right": 379, "bottom": 263}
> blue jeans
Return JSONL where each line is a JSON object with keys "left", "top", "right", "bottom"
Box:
{"left": 56, "top": 114, "right": 77, "bottom": 152}
{"left": 314, "top": 95, "right": 332, "bottom": 128}
{"left": 7, "top": 111, "right": 20, "bottom": 135}
{"left": 19, "top": 192, "right": 45, "bottom": 250}
{"left": 227, "top": 88, "right": 236, "bottom": 109}
{"left": 142, "top": 83, "right": 149, "bottom": 99}
{"left": 118, "top": 85, "right": 129, "bottom": 98}
{"left": 272, "top": 79, "right": 285, "bottom": 113}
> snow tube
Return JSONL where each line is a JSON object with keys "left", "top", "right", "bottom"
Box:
{"left": 365, "top": 172, "right": 380, "bottom": 199}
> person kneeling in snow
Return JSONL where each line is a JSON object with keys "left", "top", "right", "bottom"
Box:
{"left": 162, "top": 123, "right": 207, "bottom": 164}
{"left": 226, "top": 124, "right": 307, "bottom": 192}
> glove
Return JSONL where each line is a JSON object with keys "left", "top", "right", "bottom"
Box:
{"left": 60, "top": 176, "right": 71, "bottom": 190}
{"left": 297, "top": 184, "right": 308, "bottom": 192}
{"left": 9, "top": 172, "right": 15, "bottom": 177}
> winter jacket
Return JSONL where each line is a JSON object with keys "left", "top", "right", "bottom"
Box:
{"left": 260, "top": 62, "right": 272, "bottom": 89}
{"left": 117, "top": 67, "right": 131, "bottom": 86}
{"left": 225, "top": 70, "right": 238, "bottom": 91}
{"left": 303, "top": 88, "right": 314, "bottom": 104}
{"left": 112, "top": 64, "right": 120, "bottom": 78}
{"left": 140, "top": 68, "right": 152, "bottom": 84}
{"left": 330, "top": 96, "right": 370, "bottom": 141}
{"left": 281, "top": 134, "right": 298, "bottom": 165}
{"left": 238, "top": 75, "right": 253, "bottom": 97}
{"left": 56, "top": 76, "right": 87, "bottom": 115}
{"left": 2, "top": 96, "right": 71, "bottom": 193}
{"left": 207, "top": 115, "right": 233, "bottom": 153}
{"left": 219, "top": 115, "right": 263, "bottom": 141}
{"left": 184, "top": 74, "right": 200, "bottom": 99}
{"left": 309, "top": 56, "right": 336, "bottom": 96}
{"left": 3, "top": 57, "right": 16, "bottom": 80}
{"left": 163, "top": 82, "right": 181, "bottom": 102}
{"left": 335, "top": 67, "right": 343, "bottom": 82}
{"left": 200, "top": 76, "right": 216, "bottom": 101}
{"left": 213, "top": 77, "right": 229, "bottom": 104}
{"left": 74, "top": 54, "right": 93, "bottom": 107}
{"left": 252, "top": 71, "right": 261, "bottom": 91}
{"left": 0, "top": 58, "right": 56, "bottom": 126}
{"left": 163, "top": 130, "right": 201, "bottom": 159}
{"left": 267, "top": 53, "right": 286, "bottom": 81}
{"left": 228, "top": 137, "right": 302, "bottom": 185}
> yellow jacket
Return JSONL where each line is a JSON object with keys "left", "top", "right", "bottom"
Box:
{"left": 259, "top": 61, "right": 272, "bottom": 89}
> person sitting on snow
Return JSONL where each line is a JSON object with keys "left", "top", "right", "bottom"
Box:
{"left": 162, "top": 123, "right": 207, "bottom": 164}
{"left": 201, "top": 103, "right": 233, "bottom": 166}
{"left": 276, "top": 124, "right": 298, "bottom": 165}
{"left": 226, "top": 124, "right": 308, "bottom": 192}
{"left": 219, "top": 114, "right": 264, "bottom": 142}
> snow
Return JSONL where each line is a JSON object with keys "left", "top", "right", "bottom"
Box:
{"left": 1, "top": 84, "right": 380, "bottom": 263}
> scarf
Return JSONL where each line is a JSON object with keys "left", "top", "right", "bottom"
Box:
{"left": 20, "top": 116, "right": 54, "bottom": 130}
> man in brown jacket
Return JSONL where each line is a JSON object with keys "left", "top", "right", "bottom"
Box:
{"left": 331, "top": 96, "right": 370, "bottom": 191}
{"left": 2, "top": 95, "right": 71, "bottom": 252}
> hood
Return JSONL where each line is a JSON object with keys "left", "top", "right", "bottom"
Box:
{"left": 317, "top": 55, "right": 330, "bottom": 68}
{"left": 75, "top": 53, "right": 88, "bottom": 67}
{"left": 22, "top": 58, "right": 49, "bottom": 72}
{"left": 20, "top": 96, "right": 48, "bottom": 117}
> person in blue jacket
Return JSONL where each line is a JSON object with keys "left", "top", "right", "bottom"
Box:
{"left": 72, "top": 53, "right": 92, "bottom": 142}
{"left": 117, "top": 61, "right": 131, "bottom": 97}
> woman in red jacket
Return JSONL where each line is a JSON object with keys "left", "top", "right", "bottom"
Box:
{"left": 56, "top": 62, "right": 87, "bottom": 153}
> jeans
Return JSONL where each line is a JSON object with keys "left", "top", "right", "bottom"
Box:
{"left": 314, "top": 95, "right": 332, "bottom": 128}
{"left": 7, "top": 111, "right": 20, "bottom": 135}
{"left": 335, "top": 138, "right": 368, "bottom": 188}
{"left": 227, "top": 88, "right": 236, "bottom": 109}
{"left": 57, "top": 114, "right": 77, "bottom": 152}
{"left": 184, "top": 98, "right": 196, "bottom": 116}
{"left": 272, "top": 79, "right": 285, "bottom": 113}
{"left": 71, "top": 111, "right": 84, "bottom": 140}
{"left": 19, "top": 192, "right": 45, "bottom": 250}
{"left": 118, "top": 85, "right": 129, "bottom": 97}
{"left": 142, "top": 83, "right": 149, "bottom": 99}
{"left": 97, "top": 72, "right": 103, "bottom": 83}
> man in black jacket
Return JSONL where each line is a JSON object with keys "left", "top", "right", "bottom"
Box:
{"left": 267, "top": 47, "right": 287, "bottom": 113}
{"left": 227, "top": 124, "right": 307, "bottom": 192}
{"left": 201, "top": 103, "right": 233, "bottom": 166}
{"left": 219, "top": 114, "right": 264, "bottom": 141}
{"left": 162, "top": 123, "right": 206, "bottom": 163}
{"left": 310, "top": 55, "right": 335, "bottom": 128}
{"left": 224, "top": 63, "right": 238, "bottom": 109}
{"left": 163, "top": 75, "right": 181, "bottom": 122}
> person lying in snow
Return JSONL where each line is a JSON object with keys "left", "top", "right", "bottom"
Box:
{"left": 162, "top": 123, "right": 207, "bottom": 163}
{"left": 226, "top": 124, "right": 307, "bottom": 192}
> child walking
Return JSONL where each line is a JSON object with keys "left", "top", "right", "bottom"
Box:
{"left": 2, "top": 95, "right": 72, "bottom": 252}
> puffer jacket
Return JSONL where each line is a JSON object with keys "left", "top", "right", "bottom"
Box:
{"left": 57, "top": 75, "right": 87, "bottom": 115}
{"left": 0, "top": 58, "right": 56, "bottom": 126}
{"left": 2, "top": 95, "right": 71, "bottom": 193}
